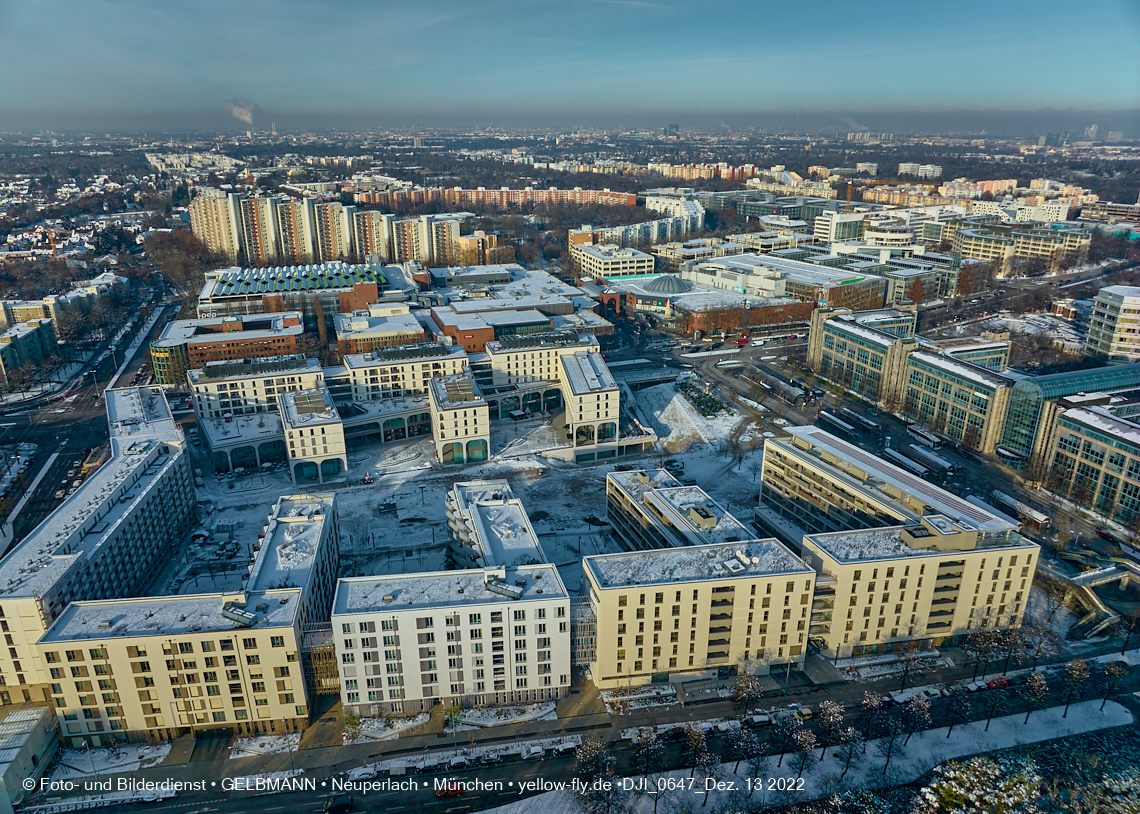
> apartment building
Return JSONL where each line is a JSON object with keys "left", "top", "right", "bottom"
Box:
{"left": 571, "top": 243, "right": 655, "bottom": 279}
{"left": 726, "top": 230, "right": 815, "bottom": 256}
{"left": 0, "top": 318, "right": 57, "bottom": 387}
{"left": 0, "top": 387, "right": 195, "bottom": 707}
{"left": 342, "top": 343, "right": 469, "bottom": 402}
{"left": 1077, "top": 201, "right": 1140, "bottom": 225}
{"left": 481, "top": 331, "right": 600, "bottom": 389}
{"left": 279, "top": 386, "right": 347, "bottom": 485}
{"left": 332, "top": 564, "right": 571, "bottom": 715}
{"left": 801, "top": 513, "right": 1039, "bottom": 658}
{"left": 1086, "top": 286, "right": 1140, "bottom": 362}
{"left": 568, "top": 207, "right": 703, "bottom": 250}
{"left": 1011, "top": 226, "right": 1090, "bottom": 269}
{"left": 898, "top": 163, "right": 942, "bottom": 179}
{"left": 188, "top": 356, "right": 325, "bottom": 419}
{"left": 428, "top": 374, "right": 490, "bottom": 465}
{"left": 150, "top": 312, "right": 304, "bottom": 386}
{"left": 444, "top": 480, "right": 548, "bottom": 569}
{"left": 333, "top": 304, "right": 426, "bottom": 355}
{"left": 560, "top": 351, "right": 620, "bottom": 455}
{"left": 455, "top": 230, "right": 516, "bottom": 266}
{"left": 953, "top": 229, "right": 1015, "bottom": 276}
{"left": 582, "top": 540, "right": 815, "bottom": 687}
{"left": 37, "top": 495, "right": 340, "bottom": 745}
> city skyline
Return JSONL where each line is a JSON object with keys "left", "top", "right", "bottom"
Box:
{"left": 1, "top": 0, "right": 1138, "bottom": 131}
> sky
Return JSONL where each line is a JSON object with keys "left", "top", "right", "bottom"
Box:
{"left": 1, "top": 0, "right": 1138, "bottom": 132}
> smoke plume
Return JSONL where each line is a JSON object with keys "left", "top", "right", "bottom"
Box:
{"left": 224, "top": 98, "right": 261, "bottom": 127}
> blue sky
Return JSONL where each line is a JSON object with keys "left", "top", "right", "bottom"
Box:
{"left": 1, "top": 0, "right": 1138, "bottom": 129}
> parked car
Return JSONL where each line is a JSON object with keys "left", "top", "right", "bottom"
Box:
{"left": 1096, "top": 528, "right": 1120, "bottom": 543}
{"left": 521, "top": 746, "right": 545, "bottom": 760}
{"left": 346, "top": 766, "right": 378, "bottom": 781}
{"left": 794, "top": 706, "right": 813, "bottom": 721}
{"left": 54, "top": 490, "right": 66, "bottom": 499}
{"left": 987, "top": 676, "right": 1010, "bottom": 690}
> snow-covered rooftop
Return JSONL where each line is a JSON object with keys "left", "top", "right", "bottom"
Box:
{"left": 247, "top": 495, "right": 334, "bottom": 594}
{"left": 560, "top": 351, "right": 617, "bottom": 395}
{"left": 429, "top": 373, "right": 485, "bottom": 409}
{"left": 449, "top": 480, "right": 546, "bottom": 567}
{"left": 279, "top": 386, "right": 340, "bottom": 429}
{"left": 607, "top": 469, "right": 683, "bottom": 506}
{"left": 333, "top": 564, "right": 566, "bottom": 615}
{"left": 585, "top": 540, "right": 810, "bottom": 590}
{"left": 909, "top": 351, "right": 1012, "bottom": 390}
{"left": 1060, "top": 406, "right": 1140, "bottom": 450}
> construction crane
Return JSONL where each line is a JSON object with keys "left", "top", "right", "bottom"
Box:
{"left": 845, "top": 179, "right": 942, "bottom": 213}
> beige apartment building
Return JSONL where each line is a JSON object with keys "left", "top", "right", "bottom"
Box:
{"left": 279, "top": 386, "right": 348, "bottom": 485}
{"left": 428, "top": 373, "right": 490, "bottom": 465}
{"left": 1086, "top": 285, "right": 1140, "bottom": 363}
{"left": 801, "top": 516, "right": 1039, "bottom": 658}
{"left": 582, "top": 541, "right": 815, "bottom": 687}
{"left": 570, "top": 243, "right": 655, "bottom": 279}
{"left": 0, "top": 387, "right": 195, "bottom": 708}
{"left": 953, "top": 228, "right": 1015, "bottom": 276}
{"left": 342, "top": 343, "right": 469, "bottom": 402}
{"left": 36, "top": 495, "right": 340, "bottom": 746}
{"left": 188, "top": 356, "right": 325, "bottom": 419}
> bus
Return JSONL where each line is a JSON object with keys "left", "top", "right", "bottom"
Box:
{"left": 839, "top": 407, "right": 878, "bottom": 433}
{"left": 990, "top": 490, "right": 1051, "bottom": 532}
{"left": 882, "top": 448, "right": 930, "bottom": 479}
{"left": 907, "top": 424, "right": 943, "bottom": 449}
{"left": 818, "top": 411, "right": 856, "bottom": 435}
{"left": 906, "top": 445, "right": 956, "bottom": 480}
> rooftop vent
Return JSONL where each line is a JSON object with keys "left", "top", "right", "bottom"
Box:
{"left": 689, "top": 506, "right": 717, "bottom": 531}
{"left": 255, "top": 603, "right": 269, "bottom": 613}
{"left": 382, "top": 594, "right": 395, "bottom": 603}
{"left": 98, "top": 620, "right": 112, "bottom": 629}
{"left": 222, "top": 604, "right": 257, "bottom": 627}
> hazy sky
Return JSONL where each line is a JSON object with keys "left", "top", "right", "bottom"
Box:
{"left": 1, "top": 0, "right": 1138, "bottom": 130}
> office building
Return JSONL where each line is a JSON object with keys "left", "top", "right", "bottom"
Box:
{"left": 279, "top": 386, "right": 348, "bottom": 485}
{"left": 333, "top": 304, "right": 426, "bottom": 355}
{"left": 150, "top": 312, "right": 304, "bottom": 386}
{"left": 1000, "top": 364, "right": 1140, "bottom": 466}
{"left": 38, "top": 495, "right": 339, "bottom": 745}
{"left": 681, "top": 254, "right": 887, "bottom": 310}
{"left": 0, "top": 387, "right": 195, "bottom": 707}
{"left": 0, "top": 318, "right": 56, "bottom": 387}
{"left": 1079, "top": 201, "right": 1140, "bottom": 225}
{"left": 1085, "top": 286, "right": 1140, "bottom": 363}
{"left": 332, "top": 563, "right": 571, "bottom": 715}
{"left": 1042, "top": 403, "right": 1140, "bottom": 522}
{"left": 650, "top": 238, "right": 745, "bottom": 272}
{"left": 571, "top": 243, "right": 655, "bottom": 280}
{"left": 757, "top": 427, "right": 1037, "bottom": 656}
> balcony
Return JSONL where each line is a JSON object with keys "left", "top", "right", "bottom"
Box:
{"left": 929, "top": 610, "right": 954, "bottom": 618}
{"left": 930, "top": 597, "right": 956, "bottom": 606}
{"left": 812, "top": 598, "right": 835, "bottom": 611}
{"left": 933, "top": 585, "right": 960, "bottom": 594}
{"left": 710, "top": 599, "right": 734, "bottom": 608}
{"left": 810, "top": 623, "right": 833, "bottom": 636}
{"left": 708, "top": 625, "right": 732, "bottom": 635}
{"left": 811, "top": 611, "right": 833, "bottom": 624}
{"left": 709, "top": 612, "right": 733, "bottom": 622}
{"left": 927, "top": 621, "right": 952, "bottom": 630}
{"left": 936, "top": 571, "right": 963, "bottom": 581}
{"left": 706, "top": 652, "right": 730, "bottom": 663}
{"left": 707, "top": 638, "right": 731, "bottom": 648}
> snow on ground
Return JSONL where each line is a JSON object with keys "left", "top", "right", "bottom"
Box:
{"left": 493, "top": 417, "right": 569, "bottom": 459}
{"left": 601, "top": 684, "right": 678, "bottom": 713}
{"left": 228, "top": 732, "right": 300, "bottom": 759}
{"left": 1024, "top": 582, "right": 1085, "bottom": 648}
{"left": 632, "top": 383, "right": 744, "bottom": 451}
{"left": 347, "top": 713, "right": 430, "bottom": 744}
{"left": 479, "top": 700, "right": 1134, "bottom": 814}
{"left": 362, "top": 734, "right": 583, "bottom": 772}
{"left": 459, "top": 702, "right": 557, "bottom": 727}
{"left": 50, "top": 743, "right": 171, "bottom": 780}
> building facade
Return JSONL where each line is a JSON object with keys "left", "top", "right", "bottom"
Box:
{"left": 1086, "top": 286, "right": 1140, "bottom": 363}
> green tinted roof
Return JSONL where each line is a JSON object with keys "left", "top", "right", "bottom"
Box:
{"left": 1014, "top": 364, "right": 1140, "bottom": 400}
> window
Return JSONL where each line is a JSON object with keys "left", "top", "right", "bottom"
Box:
{"left": 270, "top": 637, "right": 285, "bottom": 648}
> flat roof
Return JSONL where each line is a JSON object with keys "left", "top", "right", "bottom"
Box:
{"left": 908, "top": 350, "right": 1012, "bottom": 390}
{"left": 342, "top": 342, "right": 467, "bottom": 369}
{"left": 585, "top": 540, "right": 810, "bottom": 590}
{"left": 334, "top": 311, "right": 424, "bottom": 338}
{"left": 450, "top": 481, "right": 546, "bottom": 567}
{"left": 188, "top": 355, "right": 318, "bottom": 384}
{"left": 279, "top": 386, "right": 340, "bottom": 429}
{"left": 429, "top": 373, "right": 485, "bottom": 409}
{"left": 247, "top": 495, "right": 335, "bottom": 594}
{"left": 199, "top": 263, "right": 385, "bottom": 300}
{"left": 607, "top": 469, "right": 683, "bottom": 505}
{"left": 333, "top": 564, "right": 567, "bottom": 615}
{"left": 485, "top": 331, "right": 597, "bottom": 353}
{"left": 774, "top": 426, "right": 1017, "bottom": 534}
{"left": 1060, "top": 406, "right": 1140, "bottom": 450}
{"left": 153, "top": 312, "right": 304, "bottom": 348}
{"left": 696, "top": 253, "right": 885, "bottom": 288}
{"left": 805, "top": 521, "right": 1037, "bottom": 564}
{"left": 560, "top": 351, "right": 617, "bottom": 395}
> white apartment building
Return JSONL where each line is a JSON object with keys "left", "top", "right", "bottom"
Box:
{"left": 428, "top": 373, "right": 490, "bottom": 465}
{"left": 560, "top": 351, "right": 620, "bottom": 451}
{"left": 0, "top": 387, "right": 195, "bottom": 707}
{"left": 444, "top": 480, "right": 548, "bottom": 569}
{"left": 332, "top": 564, "right": 571, "bottom": 715}
{"left": 188, "top": 356, "right": 325, "bottom": 420}
{"left": 1086, "top": 286, "right": 1140, "bottom": 363}
{"left": 571, "top": 243, "right": 655, "bottom": 279}
{"left": 482, "top": 332, "right": 600, "bottom": 389}
{"left": 279, "top": 386, "right": 347, "bottom": 485}
{"left": 37, "top": 495, "right": 340, "bottom": 745}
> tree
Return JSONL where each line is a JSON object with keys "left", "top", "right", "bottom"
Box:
{"left": 770, "top": 711, "right": 801, "bottom": 768}
{"left": 857, "top": 690, "right": 885, "bottom": 746}
{"left": 1062, "top": 657, "right": 1091, "bottom": 718}
{"left": 817, "top": 700, "right": 846, "bottom": 759}
{"left": 575, "top": 736, "right": 615, "bottom": 784}
{"left": 898, "top": 641, "right": 925, "bottom": 691}
{"left": 1119, "top": 609, "right": 1140, "bottom": 655}
{"left": 946, "top": 685, "right": 973, "bottom": 738}
{"left": 723, "top": 727, "right": 759, "bottom": 773}
{"left": 732, "top": 673, "right": 763, "bottom": 710}
{"left": 694, "top": 743, "right": 720, "bottom": 807}
{"left": 344, "top": 713, "right": 362, "bottom": 742}
{"left": 1021, "top": 672, "right": 1048, "bottom": 724}
{"left": 982, "top": 688, "right": 1009, "bottom": 732}
{"left": 965, "top": 628, "right": 999, "bottom": 681}
{"left": 631, "top": 728, "right": 664, "bottom": 778}
{"left": 912, "top": 756, "right": 1042, "bottom": 814}
{"left": 1100, "top": 660, "right": 1127, "bottom": 711}
{"left": 956, "top": 266, "right": 973, "bottom": 297}
{"left": 876, "top": 717, "right": 903, "bottom": 776}
{"left": 791, "top": 728, "right": 817, "bottom": 779}
{"left": 902, "top": 695, "right": 932, "bottom": 745}
{"left": 835, "top": 726, "right": 864, "bottom": 784}
{"left": 907, "top": 277, "right": 925, "bottom": 305}
{"left": 745, "top": 740, "right": 769, "bottom": 798}
{"left": 683, "top": 723, "right": 710, "bottom": 778}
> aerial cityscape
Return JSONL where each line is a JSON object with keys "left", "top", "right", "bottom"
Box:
{"left": 0, "top": 2, "right": 1139, "bottom": 813}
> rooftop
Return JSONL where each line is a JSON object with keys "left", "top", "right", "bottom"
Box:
{"left": 908, "top": 350, "right": 1012, "bottom": 390}
{"left": 584, "top": 540, "right": 810, "bottom": 590}
{"left": 485, "top": 330, "right": 597, "bottom": 354}
{"left": 333, "top": 564, "right": 567, "bottom": 615}
{"left": 429, "top": 372, "right": 485, "bottom": 409}
{"left": 1011, "top": 364, "right": 1140, "bottom": 400}
{"left": 279, "top": 385, "right": 340, "bottom": 429}
{"left": 560, "top": 352, "right": 617, "bottom": 395}
{"left": 607, "top": 469, "right": 683, "bottom": 506}
{"left": 573, "top": 244, "right": 653, "bottom": 261}
{"left": 199, "top": 262, "right": 386, "bottom": 300}
{"left": 1060, "top": 406, "right": 1140, "bottom": 450}
{"left": 449, "top": 480, "right": 546, "bottom": 567}
{"left": 334, "top": 310, "right": 424, "bottom": 339}
{"left": 775, "top": 426, "right": 1017, "bottom": 535}
{"left": 693, "top": 253, "right": 886, "bottom": 288}
{"left": 187, "top": 355, "right": 319, "bottom": 385}
{"left": 246, "top": 495, "right": 335, "bottom": 594}
{"left": 153, "top": 312, "right": 304, "bottom": 348}
{"left": 342, "top": 342, "right": 467, "bottom": 369}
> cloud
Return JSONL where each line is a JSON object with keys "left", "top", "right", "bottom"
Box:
{"left": 223, "top": 98, "right": 261, "bottom": 126}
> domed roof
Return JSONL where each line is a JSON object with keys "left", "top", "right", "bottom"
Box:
{"left": 642, "top": 275, "right": 691, "bottom": 294}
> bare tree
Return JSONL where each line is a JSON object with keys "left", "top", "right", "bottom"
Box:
{"left": 631, "top": 728, "right": 663, "bottom": 778}
{"left": 982, "top": 688, "right": 1009, "bottom": 732}
{"left": 857, "top": 690, "right": 885, "bottom": 746}
{"left": 1100, "top": 660, "right": 1127, "bottom": 711}
{"left": 791, "top": 728, "right": 817, "bottom": 779}
{"left": 946, "top": 685, "right": 972, "bottom": 738}
{"left": 816, "top": 700, "right": 846, "bottom": 759}
{"left": 876, "top": 717, "right": 904, "bottom": 776}
{"left": 836, "top": 726, "right": 864, "bottom": 783}
{"left": 1021, "top": 672, "right": 1048, "bottom": 724}
{"left": 770, "top": 711, "right": 801, "bottom": 768}
{"left": 897, "top": 641, "right": 925, "bottom": 691}
{"left": 1062, "top": 657, "right": 1090, "bottom": 718}
{"left": 902, "top": 695, "right": 932, "bottom": 745}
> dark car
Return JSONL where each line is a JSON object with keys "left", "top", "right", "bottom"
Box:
{"left": 324, "top": 796, "right": 354, "bottom": 813}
